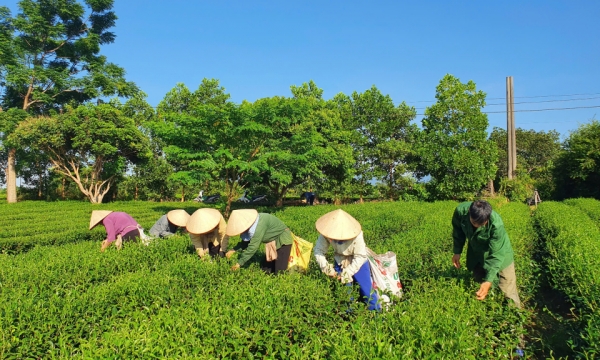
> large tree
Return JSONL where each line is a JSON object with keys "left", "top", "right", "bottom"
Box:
{"left": 1, "top": 0, "right": 138, "bottom": 203}
{"left": 151, "top": 79, "right": 271, "bottom": 214}
{"left": 417, "top": 74, "right": 497, "bottom": 200}
{"left": 8, "top": 103, "right": 151, "bottom": 203}
{"left": 256, "top": 82, "right": 354, "bottom": 206}
{"left": 349, "top": 86, "right": 417, "bottom": 200}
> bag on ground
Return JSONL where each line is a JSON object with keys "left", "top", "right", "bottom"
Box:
{"left": 287, "top": 233, "right": 313, "bottom": 273}
{"left": 366, "top": 247, "right": 403, "bottom": 300}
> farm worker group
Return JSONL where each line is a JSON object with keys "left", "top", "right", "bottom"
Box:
{"left": 89, "top": 198, "right": 521, "bottom": 309}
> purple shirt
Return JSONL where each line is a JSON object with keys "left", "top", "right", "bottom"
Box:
{"left": 102, "top": 212, "right": 140, "bottom": 242}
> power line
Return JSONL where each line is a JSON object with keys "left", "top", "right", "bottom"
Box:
{"left": 412, "top": 96, "right": 600, "bottom": 110}
{"left": 405, "top": 91, "right": 600, "bottom": 105}
{"left": 413, "top": 104, "right": 600, "bottom": 116}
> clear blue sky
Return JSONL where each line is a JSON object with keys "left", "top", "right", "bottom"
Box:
{"left": 5, "top": 0, "right": 600, "bottom": 138}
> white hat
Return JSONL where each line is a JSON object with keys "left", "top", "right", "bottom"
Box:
{"left": 167, "top": 209, "right": 190, "bottom": 227}
{"left": 186, "top": 208, "right": 223, "bottom": 235}
{"left": 226, "top": 209, "right": 259, "bottom": 236}
{"left": 315, "top": 209, "right": 361, "bottom": 240}
{"left": 89, "top": 210, "right": 113, "bottom": 230}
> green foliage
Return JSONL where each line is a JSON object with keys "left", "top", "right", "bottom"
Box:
{"left": 2, "top": 0, "right": 138, "bottom": 112}
{"left": 8, "top": 104, "right": 151, "bottom": 203}
{"left": 554, "top": 120, "right": 600, "bottom": 199}
{"left": 498, "top": 172, "right": 534, "bottom": 203}
{"left": 150, "top": 80, "right": 271, "bottom": 211}
{"left": 417, "top": 74, "right": 498, "bottom": 201}
{"left": 564, "top": 197, "right": 600, "bottom": 229}
{"left": 255, "top": 82, "right": 354, "bottom": 206}
{"left": 0, "top": 200, "right": 539, "bottom": 358}
{"left": 334, "top": 86, "right": 417, "bottom": 201}
{"left": 534, "top": 201, "right": 600, "bottom": 356}
{"left": 490, "top": 127, "right": 560, "bottom": 200}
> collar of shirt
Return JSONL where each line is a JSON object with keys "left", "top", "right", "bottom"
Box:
{"left": 240, "top": 214, "right": 260, "bottom": 242}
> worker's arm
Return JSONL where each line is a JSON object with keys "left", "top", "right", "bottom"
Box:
{"left": 340, "top": 232, "right": 367, "bottom": 283}
{"left": 314, "top": 235, "right": 336, "bottom": 276}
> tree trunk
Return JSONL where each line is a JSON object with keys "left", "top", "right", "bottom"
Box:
{"left": 488, "top": 179, "right": 495, "bottom": 196}
{"left": 276, "top": 187, "right": 288, "bottom": 207}
{"left": 38, "top": 177, "right": 42, "bottom": 199}
{"left": 6, "top": 149, "right": 17, "bottom": 203}
{"left": 135, "top": 184, "right": 138, "bottom": 201}
{"left": 61, "top": 177, "right": 66, "bottom": 199}
{"left": 180, "top": 185, "right": 185, "bottom": 202}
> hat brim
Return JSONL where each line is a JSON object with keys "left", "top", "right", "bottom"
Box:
{"left": 226, "top": 209, "right": 258, "bottom": 236}
{"left": 186, "top": 208, "right": 222, "bottom": 235}
{"left": 315, "top": 209, "right": 361, "bottom": 240}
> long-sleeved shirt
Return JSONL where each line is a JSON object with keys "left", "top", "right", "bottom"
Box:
{"left": 189, "top": 215, "right": 230, "bottom": 256}
{"left": 149, "top": 214, "right": 179, "bottom": 238}
{"left": 237, "top": 213, "right": 293, "bottom": 267}
{"left": 102, "top": 212, "right": 140, "bottom": 242}
{"left": 314, "top": 231, "right": 367, "bottom": 283}
{"left": 452, "top": 202, "right": 514, "bottom": 284}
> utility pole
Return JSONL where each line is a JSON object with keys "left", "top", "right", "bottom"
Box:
{"left": 506, "top": 76, "right": 517, "bottom": 179}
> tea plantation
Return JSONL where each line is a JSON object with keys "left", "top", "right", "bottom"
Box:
{"left": 0, "top": 199, "right": 598, "bottom": 358}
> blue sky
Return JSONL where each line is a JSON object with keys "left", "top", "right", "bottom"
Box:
{"left": 5, "top": 1, "right": 600, "bottom": 138}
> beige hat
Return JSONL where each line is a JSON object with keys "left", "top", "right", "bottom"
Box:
{"left": 186, "top": 208, "right": 222, "bottom": 235}
{"left": 167, "top": 209, "right": 190, "bottom": 227}
{"left": 226, "top": 209, "right": 259, "bottom": 236}
{"left": 315, "top": 209, "right": 362, "bottom": 240}
{"left": 89, "top": 210, "right": 113, "bottom": 230}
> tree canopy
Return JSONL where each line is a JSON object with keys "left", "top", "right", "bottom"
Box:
{"left": 417, "top": 74, "right": 498, "bottom": 200}
{"left": 8, "top": 103, "right": 151, "bottom": 203}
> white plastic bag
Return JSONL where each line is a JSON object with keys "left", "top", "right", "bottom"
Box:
{"left": 366, "top": 247, "right": 403, "bottom": 300}
{"left": 138, "top": 227, "right": 152, "bottom": 246}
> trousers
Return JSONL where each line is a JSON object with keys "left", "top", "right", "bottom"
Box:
{"left": 335, "top": 261, "right": 381, "bottom": 311}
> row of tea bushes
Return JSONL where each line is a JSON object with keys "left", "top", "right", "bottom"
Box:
{"left": 534, "top": 201, "right": 600, "bottom": 357}
{"left": 0, "top": 201, "right": 535, "bottom": 358}
{"left": 0, "top": 201, "right": 211, "bottom": 254}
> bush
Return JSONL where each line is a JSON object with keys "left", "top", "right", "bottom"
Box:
{"left": 534, "top": 202, "right": 600, "bottom": 356}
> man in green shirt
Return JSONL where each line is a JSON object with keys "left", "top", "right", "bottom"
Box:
{"left": 452, "top": 200, "right": 521, "bottom": 308}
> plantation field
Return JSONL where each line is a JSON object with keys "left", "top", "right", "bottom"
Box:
{"left": 0, "top": 199, "right": 598, "bottom": 358}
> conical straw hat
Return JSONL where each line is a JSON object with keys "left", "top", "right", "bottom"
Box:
{"left": 186, "top": 208, "right": 222, "bottom": 235}
{"left": 315, "top": 209, "right": 361, "bottom": 240}
{"left": 167, "top": 209, "right": 190, "bottom": 227}
{"left": 226, "top": 209, "right": 258, "bottom": 236}
{"left": 89, "top": 210, "right": 113, "bottom": 230}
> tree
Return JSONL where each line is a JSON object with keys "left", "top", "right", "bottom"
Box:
{"left": 417, "top": 74, "right": 497, "bottom": 200}
{"left": 554, "top": 120, "right": 600, "bottom": 199}
{"left": 490, "top": 127, "right": 561, "bottom": 198}
{"left": 256, "top": 83, "right": 354, "bottom": 206}
{"left": 2, "top": 0, "right": 138, "bottom": 203}
{"left": 151, "top": 79, "right": 271, "bottom": 215}
{"left": 8, "top": 103, "right": 151, "bottom": 203}
{"left": 348, "top": 86, "right": 417, "bottom": 200}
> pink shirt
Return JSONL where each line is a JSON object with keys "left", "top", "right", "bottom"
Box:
{"left": 102, "top": 212, "right": 140, "bottom": 241}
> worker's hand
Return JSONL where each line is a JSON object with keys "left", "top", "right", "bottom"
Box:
{"left": 231, "top": 263, "right": 241, "bottom": 271}
{"left": 452, "top": 254, "right": 461, "bottom": 269}
{"left": 476, "top": 281, "right": 492, "bottom": 300}
{"left": 225, "top": 250, "right": 236, "bottom": 259}
{"left": 100, "top": 240, "right": 111, "bottom": 252}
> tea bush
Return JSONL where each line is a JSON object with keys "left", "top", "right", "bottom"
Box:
{"left": 0, "top": 200, "right": 541, "bottom": 358}
{"left": 564, "top": 198, "right": 600, "bottom": 228}
{"left": 534, "top": 201, "right": 600, "bottom": 357}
